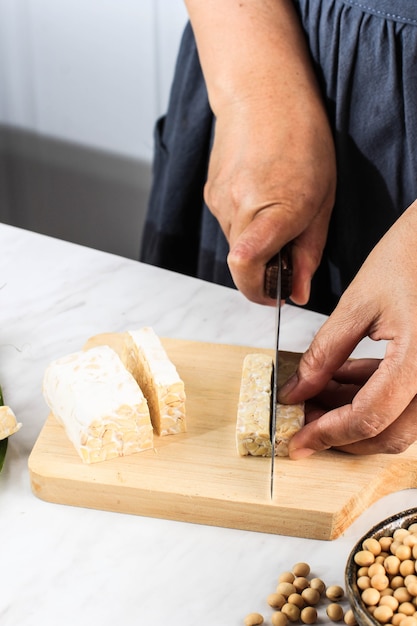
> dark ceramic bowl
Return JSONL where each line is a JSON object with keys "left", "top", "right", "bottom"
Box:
{"left": 345, "top": 508, "right": 417, "bottom": 626}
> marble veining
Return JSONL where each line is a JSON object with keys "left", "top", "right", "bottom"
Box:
{"left": 0, "top": 224, "right": 411, "bottom": 626}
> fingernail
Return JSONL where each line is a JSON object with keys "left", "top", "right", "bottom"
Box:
{"left": 278, "top": 373, "right": 298, "bottom": 400}
{"left": 289, "top": 447, "right": 316, "bottom": 460}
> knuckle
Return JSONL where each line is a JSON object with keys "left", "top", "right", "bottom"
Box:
{"left": 380, "top": 437, "right": 411, "bottom": 454}
{"left": 204, "top": 172, "right": 243, "bottom": 217}
{"left": 227, "top": 244, "right": 252, "bottom": 273}
{"left": 351, "top": 415, "right": 382, "bottom": 440}
{"left": 204, "top": 178, "right": 227, "bottom": 218}
{"left": 300, "top": 343, "right": 328, "bottom": 378}
{"left": 203, "top": 181, "right": 216, "bottom": 214}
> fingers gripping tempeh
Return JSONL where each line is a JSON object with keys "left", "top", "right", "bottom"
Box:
{"left": 236, "top": 353, "right": 304, "bottom": 457}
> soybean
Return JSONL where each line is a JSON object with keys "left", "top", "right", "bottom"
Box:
{"left": 363, "top": 538, "right": 382, "bottom": 556}
{"left": 301, "top": 587, "right": 321, "bottom": 606}
{"left": 272, "top": 612, "right": 288, "bottom": 626}
{"left": 279, "top": 571, "right": 296, "bottom": 584}
{"left": 361, "top": 587, "right": 380, "bottom": 606}
{"left": 292, "top": 563, "right": 311, "bottom": 578}
{"left": 282, "top": 602, "right": 300, "bottom": 622}
{"left": 356, "top": 576, "right": 371, "bottom": 591}
{"left": 327, "top": 603, "right": 344, "bottom": 622}
{"left": 277, "top": 582, "right": 297, "bottom": 598}
{"left": 287, "top": 593, "right": 305, "bottom": 609}
{"left": 293, "top": 577, "right": 310, "bottom": 592}
{"left": 344, "top": 609, "right": 357, "bottom": 625}
{"left": 244, "top": 613, "right": 264, "bottom": 626}
{"left": 309, "top": 578, "right": 325, "bottom": 595}
{"left": 354, "top": 550, "right": 375, "bottom": 567}
{"left": 372, "top": 605, "right": 393, "bottom": 623}
{"left": 326, "top": 585, "right": 345, "bottom": 602}
{"left": 300, "top": 607, "right": 317, "bottom": 624}
{"left": 267, "top": 593, "right": 286, "bottom": 610}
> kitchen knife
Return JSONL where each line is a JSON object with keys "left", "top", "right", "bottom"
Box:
{"left": 264, "top": 246, "right": 293, "bottom": 498}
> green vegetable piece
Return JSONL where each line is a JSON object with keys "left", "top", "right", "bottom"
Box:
{"left": 0, "top": 438, "right": 8, "bottom": 472}
{"left": 0, "top": 384, "right": 8, "bottom": 472}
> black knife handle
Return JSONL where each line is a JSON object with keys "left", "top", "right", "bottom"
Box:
{"left": 264, "top": 245, "right": 293, "bottom": 300}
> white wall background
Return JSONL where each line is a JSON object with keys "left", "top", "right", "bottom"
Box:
{"left": 0, "top": 0, "right": 188, "bottom": 162}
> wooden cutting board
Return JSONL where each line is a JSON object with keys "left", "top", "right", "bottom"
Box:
{"left": 28, "top": 336, "right": 417, "bottom": 540}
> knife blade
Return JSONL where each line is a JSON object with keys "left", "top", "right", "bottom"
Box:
{"left": 264, "top": 246, "right": 293, "bottom": 498}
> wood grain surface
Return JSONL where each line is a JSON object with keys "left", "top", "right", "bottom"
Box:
{"left": 28, "top": 336, "right": 417, "bottom": 540}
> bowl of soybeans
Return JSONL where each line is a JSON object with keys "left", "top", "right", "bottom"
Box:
{"left": 345, "top": 508, "right": 417, "bottom": 626}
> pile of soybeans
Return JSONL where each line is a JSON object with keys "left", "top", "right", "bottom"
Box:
{"left": 243, "top": 562, "right": 355, "bottom": 626}
{"left": 352, "top": 523, "right": 417, "bottom": 626}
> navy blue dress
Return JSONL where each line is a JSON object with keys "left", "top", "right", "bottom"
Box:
{"left": 140, "top": 0, "right": 417, "bottom": 315}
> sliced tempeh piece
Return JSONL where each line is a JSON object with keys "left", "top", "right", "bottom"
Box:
{"left": 236, "top": 352, "right": 305, "bottom": 457}
{"left": 274, "top": 401, "right": 305, "bottom": 457}
{"left": 127, "top": 327, "right": 186, "bottom": 436}
{"left": 0, "top": 405, "right": 22, "bottom": 440}
{"left": 236, "top": 353, "right": 273, "bottom": 457}
{"left": 83, "top": 328, "right": 187, "bottom": 437}
{"left": 42, "top": 345, "right": 153, "bottom": 463}
{"left": 274, "top": 352, "right": 305, "bottom": 456}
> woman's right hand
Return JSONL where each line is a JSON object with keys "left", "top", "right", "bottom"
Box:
{"left": 186, "top": 0, "right": 337, "bottom": 305}
{"left": 205, "top": 91, "right": 336, "bottom": 306}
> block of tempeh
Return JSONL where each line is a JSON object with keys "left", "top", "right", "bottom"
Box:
{"left": 127, "top": 327, "right": 186, "bottom": 436}
{"left": 236, "top": 352, "right": 305, "bottom": 457}
{"left": 42, "top": 345, "right": 153, "bottom": 463}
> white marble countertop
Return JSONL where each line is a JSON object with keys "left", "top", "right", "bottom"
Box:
{"left": 0, "top": 223, "right": 415, "bottom": 626}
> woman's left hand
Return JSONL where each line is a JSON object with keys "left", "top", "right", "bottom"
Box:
{"left": 278, "top": 199, "right": 417, "bottom": 457}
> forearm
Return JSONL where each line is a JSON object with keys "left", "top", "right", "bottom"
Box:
{"left": 184, "top": 0, "right": 323, "bottom": 114}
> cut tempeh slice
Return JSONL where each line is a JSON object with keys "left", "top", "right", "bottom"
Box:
{"left": 236, "top": 353, "right": 273, "bottom": 457}
{"left": 42, "top": 345, "right": 153, "bottom": 463}
{"left": 274, "top": 401, "right": 305, "bottom": 457}
{"left": 83, "top": 328, "right": 187, "bottom": 437}
{"left": 127, "top": 327, "right": 186, "bottom": 436}
{"left": 274, "top": 352, "right": 305, "bottom": 456}
{"left": 0, "top": 405, "right": 22, "bottom": 440}
{"left": 236, "top": 352, "right": 305, "bottom": 457}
